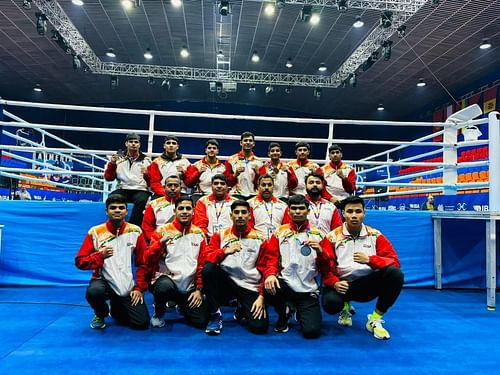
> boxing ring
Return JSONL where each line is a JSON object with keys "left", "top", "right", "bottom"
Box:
{"left": 0, "top": 98, "right": 498, "bottom": 308}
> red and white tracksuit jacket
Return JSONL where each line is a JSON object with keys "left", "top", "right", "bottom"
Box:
{"left": 104, "top": 153, "right": 151, "bottom": 191}
{"left": 287, "top": 159, "right": 320, "bottom": 196}
{"left": 248, "top": 194, "right": 289, "bottom": 240}
{"left": 258, "top": 161, "right": 298, "bottom": 199}
{"left": 141, "top": 195, "right": 177, "bottom": 241}
{"left": 148, "top": 153, "right": 191, "bottom": 195}
{"left": 326, "top": 223, "right": 400, "bottom": 283}
{"left": 148, "top": 219, "right": 207, "bottom": 293}
{"left": 224, "top": 151, "right": 263, "bottom": 197}
{"left": 305, "top": 195, "right": 343, "bottom": 236}
{"left": 192, "top": 193, "right": 236, "bottom": 238}
{"left": 205, "top": 225, "right": 268, "bottom": 294}
{"left": 263, "top": 221, "right": 336, "bottom": 293}
{"left": 75, "top": 220, "right": 148, "bottom": 296}
{"left": 184, "top": 158, "right": 226, "bottom": 194}
{"left": 320, "top": 161, "right": 356, "bottom": 202}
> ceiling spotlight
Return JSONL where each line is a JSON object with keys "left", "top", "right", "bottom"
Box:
{"left": 318, "top": 63, "right": 327, "bottom": 72}
{"left": 417, "top": 78, "right": 426, "bottom": 87}
{"left": 337, "top": 0, "right": 348, "bottom": 12}
{"left": 275, "top": 0, "right": 285, "bottom": 9}
{"left": 72, "top": 0, "right": 84, "bottom": 5}
{"left": 313, "top": 87, "right": 322, "bottom": 100}
{"left": 219, "top": 0, "right": 231, "bottom": 16}
{"left": 106, "top": 48, "right": 116, "bottom": 58}
{"left": 180, "top": 46, "right": 189, "bottom": 58}
{"left": 121, "top": 0, "right": 141, "bottom": 10}
{"left": 479, "top": 39, "right": 492, "bottom": 50}
{"left": 35, "top": 13, "right": 47, "bottom": 36}
{"left": 144, "top": 48, "right": 153, "bottom": 59}
{"left": 217, "top": 50, "right": 224, "bottom": 58}
{"left": 371, "top": 51, "right": 379, "bottom": 61}
{"left": 284, "top": 85, "right": 292, "bottom": 94}
{"left": 310, "top": 13, "right": 320, "bottom": 25}
{"left": 264, "top": 3, "right": 275, "bottom": 16}
{"left": 110, "top": 76, "right": 119, "bottom": 89}
{"left": 397, "top": 25, "right": 406, "bottom": 38}
{"left": 380, "top": 11, "right": 393, "bottom": 28}
{"left": 179, "top": 79, "right": 187, "bottom": 87}
{"left": 22, "top": 0, "right": 32, "bottom": 9}
{"left": 147, "top": 77, "right": 155, "bottom": 85}
{"left": 300, "top": 5, "right": 312, "bottom": 22}
{"left": 353, "top": 16, "right": 364, "bottom": 28}
{"left": 362, "top": 57, "right": 374, "bottom": 71}
{"left": 171, "top": 0, "right": 182, "bottom": 8}
{"left": 33, "top": 84, "right": 42, "bottom": 92}
{"left": 285, "top": 58, "right": 293, "bottom": 68}
{"left": 349, "top": 73, "right": 357, "bottom": 87}
{"left": 249, "top": 84, "right": 256, "bottom": 92}
{"left": 161, "top": 79, "right": 171, "bottom": 90}
{"left": 72, "top": 55, "right": 82, "bottom": 69}
{"left": 382, "top": 40, "right": 393, "bottom": 60}
{"left": 431, "top": 0, "right": 440, "bottom": 7}
{"left": 51, "top": 29, "right": 60, "bottom": 41}
{"left": 251, "top": 50, "right": 260, "bottom": 63}
{"left": 377, "top": 103, "right": 385, "bottom": 111}
{"left": 265, "top": 85, "right": 273, "bottom": 95}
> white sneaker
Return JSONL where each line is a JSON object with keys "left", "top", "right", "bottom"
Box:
{"left": 338, "top": 309, "right": 353, "bottom": 327}
{"left": 366, "top": 314, "right": 390, "bottom": 340}
{"left": 150, "top": 315, "right": 165, "bottom": 328}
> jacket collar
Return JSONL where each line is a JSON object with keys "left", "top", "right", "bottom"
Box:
{"left": 288, "top": 220, "right": 311, "bottom": 233}
{"left": 231, "top": 223, "right": 252, "bottom": 237}
{"left": 105, "top": 220, "right": 127, "bottom": 235}
{"left": 172, "top": 217, "right": 192, "bottom": 233}
{"left": 161, "top": 153, "right": 182, "bottom": 162}
{"left": 342, "top": 223, "right": 368, "bottom": 238}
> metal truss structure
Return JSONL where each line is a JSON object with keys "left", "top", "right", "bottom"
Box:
{"left": 32, "top": 0, "right": 429, "bottom": 89}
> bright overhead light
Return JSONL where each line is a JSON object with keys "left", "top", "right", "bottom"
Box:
{"left": 249, "top": 84, "right": 256, "bottom": 92}
{"left": 22, "top": 0, "right": 32, "bottom": 9}
{"left": 380, "top": 11, "right": 393, "bottom": 28}
{"left": 179, "top": 79, "right": 187, "bottom": 87}
{"left": 285, "top": 85, "right": 292, "bottom": 94}
{"left": 417, "top": 78, "right": 426, "bottom": 87}
{"left": 285, "top": 58, "right": 293, "bottom": 68}
{"left": 121, "top": 0, "right": 134, "bottom": 10}
{"left": 217, "top": 50, "right": 224, "bottom": 58}
{"left": 265, "top": 85, "right": 273, "bottom": 95}
{"left": 479, "top": 39, "right": 492, "bottom": 50}
{"left": 377, "top": 103, "right": 385, "bottom": 111}
{"left": 144, "top": 48, "right": 153, "bottom": 59}
{"left": 251, "top": 50, "right": 260, "bottom": 63}
{"left": 264, "top": 3, "right": 275, "bottom": 16}
{"left": 161, "top": 79, "right": 171, "bottom": 90}
{"left": 171, "top": 0, "right": 182, "bottom": 8}
{"left": 397, "top": 25, "right": 406, "bottom": 38}
{"left": 147, "top": 77, "right": 155, "bottom": 85}
{"left": 36, "top": 12, "right": 47, "bottom": 35}
{"left": 106, "top": 48, "right": 116, "bottom": 58}
{"left": 310, "top": 13, "right": 320, "bottom": 25}
{"left": 353, "top": 16, "right": 364, "bottom": 28}
{"left": 33, "top": 84, "right": 42, "bottom": 92}
{"left": 72, "top": 0, "right": 84, "bottom": 5}
{"left": 180, "top": 46, "right": 189, "bottom": 58}
{"left": 318, "top": 63, "right": 327, "bottom": 72}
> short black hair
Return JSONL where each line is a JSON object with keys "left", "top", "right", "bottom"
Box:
{"left": 231, "top": 199, "right": 250, "bottom": 211}
{"left": 106, "top": 194, "right": 128, "bottom": 208}
{"left": 206, "top": 139, "right": 219, "bottom": 148}
{"left": 258, "top": 173, "right": 274, "bottom": 185}
{"left": 328, "top": 144, "right": 342, "bottom": 153}
{"left": 339, "top": 195, "right": 365, "bottom": 210}
{"left": 164, "top": 135, "right": 179, "bottom": 143}
{"left": 287, "top": 194, "right": 310, "bottom": 209}
{"left": 240, "top": 131, "right": 255, "bottom": 141}
{"left": 175, "top": 195, "right": 193, "bottom": 208}
{"left": 211, "top": 174, "right": 227, "bottom": 184}
{"left": 305, "top": 171, "right": 324, "bottom": 184}
{"left": 268, "top": 142, "right": 281, "bottom": 151}
{"left": 295, "top": 141, "right": 310, "bottom": 151}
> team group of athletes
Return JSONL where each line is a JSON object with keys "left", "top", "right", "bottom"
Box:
{"left": 75, "top": 132, "right": 404, "bottom": 340}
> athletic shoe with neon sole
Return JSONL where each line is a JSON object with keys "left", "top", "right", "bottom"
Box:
{"left": 366, "top": 314, "right": 391, "bottom": 340}
{"left": 90, "top": 315, "right": 106, "bottom": 329}
{"left": 150, "top": 315, "right": 166, "bottom": 328}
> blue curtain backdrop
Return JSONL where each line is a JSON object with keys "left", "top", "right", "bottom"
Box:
{"left": 0, "top": 201, "right": 496, "bottom": 288}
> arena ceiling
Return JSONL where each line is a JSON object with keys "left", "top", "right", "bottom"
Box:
{"left": 0, "top": 0, "right": 499, "bottom": 120}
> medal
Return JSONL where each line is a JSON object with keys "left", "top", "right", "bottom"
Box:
{"left": 300, "top": 245, "right": 312, "bottom": 256}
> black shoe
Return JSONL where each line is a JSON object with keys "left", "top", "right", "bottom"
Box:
{"left": 233, "top": 302, "right": 246, "bottom": 322}
{"left": 274, "top": 306, "right": 292, "bottom": 333}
